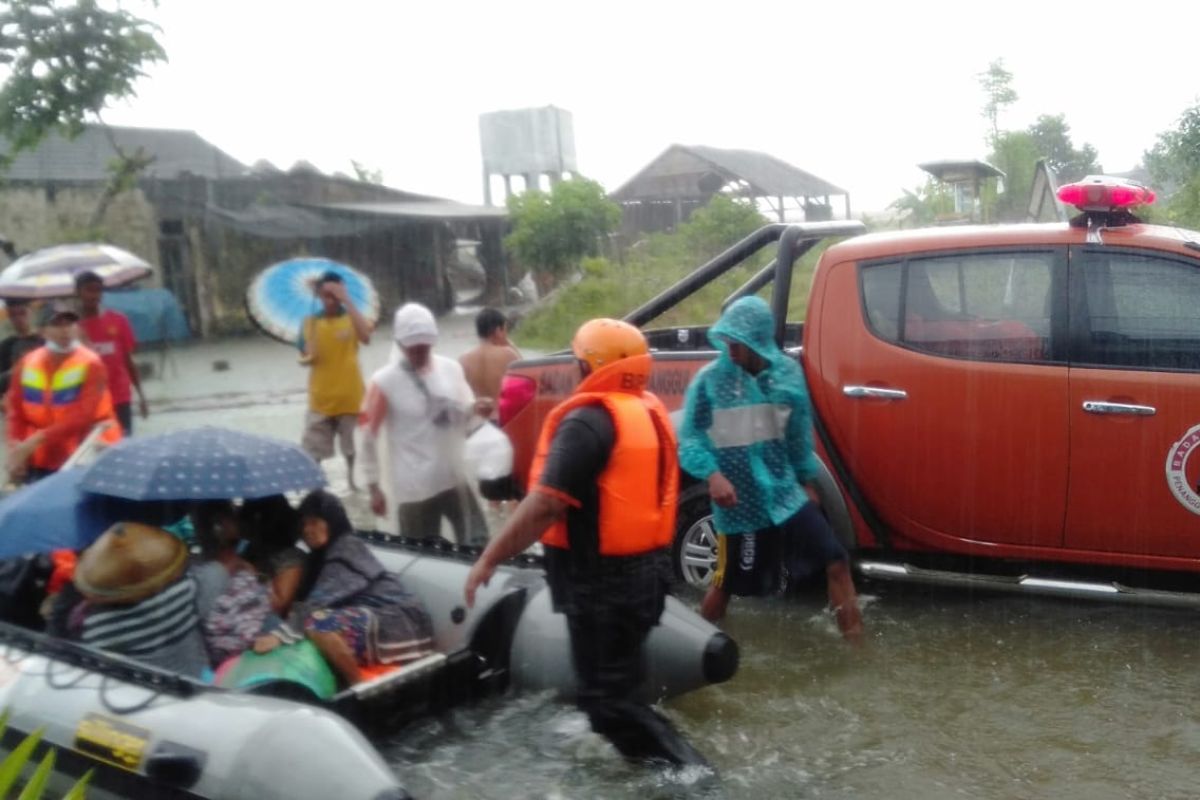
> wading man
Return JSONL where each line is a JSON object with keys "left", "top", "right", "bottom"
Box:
{"left": 464, "top": 318, "right": 707, "bottom": 767}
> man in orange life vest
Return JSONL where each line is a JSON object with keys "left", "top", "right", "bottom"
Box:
{"left": 6, "top": 301, "right": 122, "bottom": 483}
{"left": 464, "top": 318, "right": 707, "bottom": 767}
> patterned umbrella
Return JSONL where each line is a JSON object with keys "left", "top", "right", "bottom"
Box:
{"left": 0, "top": 243, "right": 153, "bottom": 300}
{"left": 245, "top": 257, "right": 380, "bottom": 345}
{"left": 80, "top": 427, "right": 326, "bottom": 502}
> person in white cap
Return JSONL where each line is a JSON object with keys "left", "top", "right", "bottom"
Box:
{"left": 361, "top": 303, "right": 490, "bottom": 544}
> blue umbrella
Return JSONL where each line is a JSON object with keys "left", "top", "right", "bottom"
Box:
{"left": 245, "top": 257, "right": 380, "bottom": 345}
{"left": 80, "top": 427, "right": 326, "bottom": 502}
{"left": 0, "top": 469, "right": 180, "bottom": 559}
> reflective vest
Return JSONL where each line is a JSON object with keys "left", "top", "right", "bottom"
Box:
{"left": 529, "top": 354, "right": 678, "bottom": 556}
{"left": 17, "top": 346, "right": 121, "bottom": 470}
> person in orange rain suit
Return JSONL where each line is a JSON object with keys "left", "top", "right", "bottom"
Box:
{"left": 6, "top": 301, "right": 122, "bottom": 484}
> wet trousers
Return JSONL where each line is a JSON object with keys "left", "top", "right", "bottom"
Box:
{"left": 565, "top": 607, "right": 708, "bottom": 767}
{"left": 397, "top": 484, "right": 488, "bottom": 546}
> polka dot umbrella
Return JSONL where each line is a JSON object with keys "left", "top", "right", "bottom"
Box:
{"left": 245, "top": 257, "right": 380, "bottom": 345}
{"left": 80, "top": 427, "right": 327, "bottom": 502}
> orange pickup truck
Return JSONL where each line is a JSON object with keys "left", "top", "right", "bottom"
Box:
{"left": 498, "top": 178, "right": 1200, "bottom": 605}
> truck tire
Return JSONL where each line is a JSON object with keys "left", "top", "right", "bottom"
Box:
{"left": 672, "top": 494, "right": 718, "bottom": 589}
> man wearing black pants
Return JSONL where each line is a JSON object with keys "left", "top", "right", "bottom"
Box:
{"left": 464, "top": 318, "right": 707, "bottom": 767}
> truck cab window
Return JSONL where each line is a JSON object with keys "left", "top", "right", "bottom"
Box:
{"left": 1076, "top": 251, "right": 1200, "bottom": 371}
{"left": 862, "top": 252, "right": 1054, "bottom": 363}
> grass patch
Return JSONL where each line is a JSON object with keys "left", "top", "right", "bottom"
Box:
{"left": 513, "top": 237, "right": 833, "bottom": 350}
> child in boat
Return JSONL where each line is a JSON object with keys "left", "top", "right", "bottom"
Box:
{"left": 253, "top": 490, "right": 435, "bottom": 685}
{"left": 191, "top": 501, "right": 273, "bottom": 666}
{"left": 238, "top": 494, "right": 304, "bottom": 616}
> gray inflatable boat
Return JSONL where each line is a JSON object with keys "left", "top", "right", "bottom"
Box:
{"left": 0, "top": 534, "right": 738, "bottom": 799}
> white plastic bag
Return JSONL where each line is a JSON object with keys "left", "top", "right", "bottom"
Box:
{"left": 463, "top": 422, "right": 514, "bottom": 481}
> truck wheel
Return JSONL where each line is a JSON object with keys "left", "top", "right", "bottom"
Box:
{"left": 672, "top": 495, "right": 718, "bottom": 589}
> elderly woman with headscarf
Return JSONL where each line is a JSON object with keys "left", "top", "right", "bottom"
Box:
{"left": 252, "top": 490, "right": 435, "bottom": 685}
{"left": 360, "top": 302, "right": 490, "bottom": 545}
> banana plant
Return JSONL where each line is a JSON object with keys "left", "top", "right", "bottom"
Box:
{"left": 0, "top": 711, "right": 91, "bottom": 800}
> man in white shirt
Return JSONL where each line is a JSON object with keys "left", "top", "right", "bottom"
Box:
{"left": 361, "top": 303, "right": 490, "bottom": 545}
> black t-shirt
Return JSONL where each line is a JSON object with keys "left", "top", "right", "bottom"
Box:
{"left": 537, "top": 403, "right": 670, "bottom": 620}
{"left": 0, "top": 334, "right": 42, "bottom": 396}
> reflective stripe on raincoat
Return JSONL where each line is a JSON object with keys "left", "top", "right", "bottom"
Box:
{"left": 677, "top": 296, "right": 819, "bottom": 534}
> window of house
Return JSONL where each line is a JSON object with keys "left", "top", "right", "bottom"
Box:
{"left": 861, "top": 251, "right": 1054, "bottom": 363}
{"left": 1077, "top": 250, "right": 1200, "bottom": 371}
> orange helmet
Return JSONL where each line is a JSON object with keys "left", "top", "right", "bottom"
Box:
{"left": 572, "top": 318, "right": 647, "bottom": 372}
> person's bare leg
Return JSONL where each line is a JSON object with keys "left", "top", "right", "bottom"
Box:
{"left": 700, "top": 585, "right": 730, "bottom": 622}
{"left": 308, "top": 630, "right": 362, "bottom": 684}
{"left": 826, "top": 560, "right": 864, "bottom": 642}
{"left": 345, "top": 454, "right": 358, "bottom": 492}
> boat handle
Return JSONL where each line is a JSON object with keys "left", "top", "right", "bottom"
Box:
{"left": 1082, "top": 401, "right": 1156, "bottom": 416}
{"left": 843, "top": 385, "right": 908, "bottom": 400}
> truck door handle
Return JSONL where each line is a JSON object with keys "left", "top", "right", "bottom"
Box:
{"left": 1082, "top": 401, "right": 1156, "bottom": 416}
{"left": 843, "top": 385, "right": 908, "bottom": 400}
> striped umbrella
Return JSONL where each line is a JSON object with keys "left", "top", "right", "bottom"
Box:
{"left": 0, "top": 243, "right": 153, "bottom": 299}
{"left": 245, "top": 257, "right": 380, "bottom": 345}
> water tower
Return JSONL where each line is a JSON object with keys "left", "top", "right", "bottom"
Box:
{"left": 480, "top": 105, "right": 577, "bottom": 205}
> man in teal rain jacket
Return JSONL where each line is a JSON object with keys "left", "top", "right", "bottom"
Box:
{"left": 678, "top": 296, "right": 863, "bottom": 639}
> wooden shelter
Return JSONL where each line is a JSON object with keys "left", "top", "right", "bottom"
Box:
{"left": 611, "top": 144, "right": 850, "bottom": 235}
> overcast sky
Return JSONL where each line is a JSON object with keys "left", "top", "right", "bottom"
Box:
{"left": 101, "top": 0, "right": 1200, "bottom": 214}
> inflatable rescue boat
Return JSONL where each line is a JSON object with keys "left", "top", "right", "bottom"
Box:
{"left": 0, "top": 533, "right": 738, "bottom": 799}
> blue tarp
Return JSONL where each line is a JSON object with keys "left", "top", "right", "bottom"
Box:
{"left": 102, "top": 288, "right": 191, "bottom": 344}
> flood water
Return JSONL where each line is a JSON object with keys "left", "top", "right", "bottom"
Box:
{"left": 386, "top": 586, "right": 1199, "bottom": 800}
{"left": 10, "top": 310, "right": 1199, "bottom": 799}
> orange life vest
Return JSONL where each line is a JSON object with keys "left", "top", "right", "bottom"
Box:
{"left": 529, "top": 354, "right": 678, "bottom": 556}
{"left": 17, "top": 346, "right": 122, "bottom": 470}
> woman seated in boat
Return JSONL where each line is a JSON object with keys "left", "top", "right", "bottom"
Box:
{"left": 253, "top": 490, "right": 435, "bottom": 685}
{"left": 191, "top": 501, "right": 273, "bottom": 666}
{"left": 239, "top": 494, "right": 304, "bottom": 616}
{"left": 73, "top": 522, "right": 211, "bottom": 678}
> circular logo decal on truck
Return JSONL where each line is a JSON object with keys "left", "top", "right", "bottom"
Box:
{"left": 1166, "top": 424, "right": 1200, "bottom": 516}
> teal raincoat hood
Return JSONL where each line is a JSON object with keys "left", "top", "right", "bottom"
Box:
{"left": 677, "top": 297, "right": 819, "bottom": 534}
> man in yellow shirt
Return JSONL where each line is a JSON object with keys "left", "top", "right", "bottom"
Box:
{"left": 300, "top": 272, "right": 372, "bottom": 489}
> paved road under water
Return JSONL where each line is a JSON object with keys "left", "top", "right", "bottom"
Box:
{"left": 12, "top": 312, "right": 1199, "bottom": 799}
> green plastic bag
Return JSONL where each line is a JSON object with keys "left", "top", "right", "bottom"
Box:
{"left": 216, "top": 640, "right": 338, "bottom": 701}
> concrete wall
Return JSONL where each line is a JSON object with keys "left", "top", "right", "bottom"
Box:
{"left": 0, "top": 183, "right": 160, "bottom": 280}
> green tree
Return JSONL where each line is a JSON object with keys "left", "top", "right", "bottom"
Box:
{"left": 677, "top": 194, "right": 767, "bottom": 258}
{"left": 505, "top": 177, "right": 620, "bottom": 280}
{"left": 0, "top": 0, "right": 165, "bottom": 162}
{"left": 977, "top": 58, "right": 1017, "bottom": 144}
{"left": 1144, "top": 102, "right": 1200, "bottom": 228}
{"left": 889, "top": 180, "right": 954, "bottom": 228}
{"left": 988, "top": 130, "right": 1041, "bottom": 221}
{"left": 1027, "top": 113, "right": 1101, "bottom": 182}
{"left": 0, "top": 0, "right": 165, "bottom": 230}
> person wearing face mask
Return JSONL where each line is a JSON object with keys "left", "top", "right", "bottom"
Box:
{"left": 361, "top": 303, "right": 490, "bottom": 545}
{"left": 5, "top": 301, "right": 122, "bottom": 483}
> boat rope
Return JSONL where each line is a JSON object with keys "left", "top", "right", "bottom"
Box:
{"left": 0, "top": 623, "right": 201, "bottom": 705}
{"left": 356, "top": 530, "right": 546, "bottom": 570}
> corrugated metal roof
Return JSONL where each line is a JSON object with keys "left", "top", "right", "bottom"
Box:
{"left": 611, "top": 144, "right": 847, "bottom": 200}
{"left": 2, "top": 124, "right": 248, "bottom": 181}
{"left": 320, "top": 201, "right": 508, "bottom": 221}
